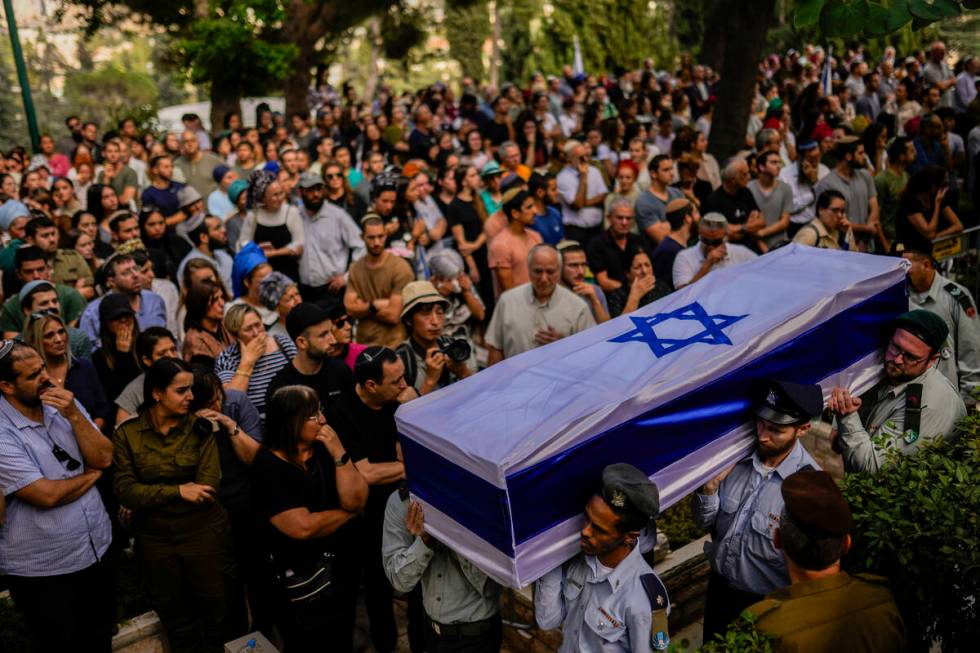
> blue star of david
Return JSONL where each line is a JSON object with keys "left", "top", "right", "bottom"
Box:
{"left": 608, "top": 302, "right": 748, "bottom": 357}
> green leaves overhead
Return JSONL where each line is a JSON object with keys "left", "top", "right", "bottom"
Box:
{"left": 791, "top": 0, "right": 974, "bottom": 36}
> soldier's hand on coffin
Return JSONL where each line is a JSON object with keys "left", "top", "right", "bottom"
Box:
{"left": 407, "top": 500, "right": 434, "bottom": 547}
{"left": 424, "top": 347, "right": 448, "bottom": 380}
{"left": 534, "top": 326, "right": 563, "bottom": 345}
{"left": 701, "top": 465, "right": 734, "bottom": 495}
{"left": 829, "top": 387, "right": 862, "bottom": 416}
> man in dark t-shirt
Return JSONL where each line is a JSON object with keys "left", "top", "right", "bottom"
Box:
{"left": 265, "top": 303, "right": 354, "bottom": 412}
{"left": 702, "top": 158, "right": 765, "bottom": 253}
{"left": 329, "top": 346, "right": 407, "bottom": 653}
{"left": 651, "top": 198, "right": 699, "bottom": 292}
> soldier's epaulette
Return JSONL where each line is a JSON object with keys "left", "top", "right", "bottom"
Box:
{"left": 640, "top": 573, "right": 670, "bottom": 611}
{"left": 944, "top": 282, "right": 977, "bottom": 318}
{"left": 746, "top": 598, "right": 781, "bottom": 619}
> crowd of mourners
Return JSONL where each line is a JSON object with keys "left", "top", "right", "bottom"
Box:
{"left": 0, "top": 38, "right": 978, "bottom": 653}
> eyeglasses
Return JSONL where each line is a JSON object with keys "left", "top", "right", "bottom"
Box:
{"left": 885, "top": 340, "right": 929, "bottom": 366}
{"left": 324, "top": 172, "right": 343, "bottom": 180}
{"left": 52, "top": 445, "right": 81, "bottom": 471}
{"left": 827, "top": 207, "right": 847, "bottom": 215}
{"left": 306, "top": 411, "right": 326, "bottom": 424}
{"left": 333, "top": 316, "right": 349, "bottom": 329}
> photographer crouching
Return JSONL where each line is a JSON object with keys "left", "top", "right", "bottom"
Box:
{"left": 396, "top": 281, "right": 474, "bottom": 396}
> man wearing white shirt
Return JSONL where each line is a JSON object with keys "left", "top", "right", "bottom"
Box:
{"left": 673, "top": 213, "right": 757, "bottom": 289}
{"left": 779, "top": 141, "right": 830, "bottom": 236}
{"left": 557, "top": 140, "right": 609, "bottom": 246}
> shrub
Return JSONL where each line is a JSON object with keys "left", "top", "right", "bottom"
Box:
{"left": 841, "top": 414, "right": 980, "bottom": 652}
{"left": 666, "top": 612, "right": 774, "bottom": 652}
{"left": 660, "top": 499, "right": 702, "bottom": 551}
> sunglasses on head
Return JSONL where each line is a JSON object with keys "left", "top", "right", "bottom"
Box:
{"left": 52, "top": 444, "right": 81, "bottom": 471}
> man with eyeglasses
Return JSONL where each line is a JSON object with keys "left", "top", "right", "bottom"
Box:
{"left": 0, "top": 340, "right": 115, "bottom": 652}
{"left": 830, "top": 310, "right": 966, "bottom": 475}
{"left": 78, "top": 253, "right": 168, "bottom": 346}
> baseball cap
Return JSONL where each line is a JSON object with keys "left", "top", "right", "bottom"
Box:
{"left": 99, "top": 293, "right": 136, "bottom": 324}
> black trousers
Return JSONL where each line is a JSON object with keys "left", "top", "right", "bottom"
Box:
{"left": 702, "top": 569, "right": 764, "bottom": 643}
{"left": 407, "top": 585, "right": 426, "bottom": 653}
{"left": 563, "top": 224, "right": 601, "bottom": 247}
{"left": 6, "top": 553, "right": 116, "bottom": 653}
{"left": 424, "top": 614, "right": 503, "bottom": 653}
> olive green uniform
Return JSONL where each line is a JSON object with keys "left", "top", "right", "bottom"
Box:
{"left": 747, "top": 572, "right": 905, "bottom": 652}
{"left": 51, "top": 248, "right": 94, "bottom": 289}
{"left": 114, "top": 412, "right": 238, "bottom": 653}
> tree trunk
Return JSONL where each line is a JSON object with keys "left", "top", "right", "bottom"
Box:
{"left": 705, "top": 0, "right": 776, "bottom": 163}
{"left": 699, "top": 0, "right": 729, "bottom": 73}
{"left": 209, "top": 81, "right": 241, "bottom": 135}
{"left": 488, "top": 0, "right": 500, "bottom": 90}
{"left": 363, "top": 16, "right": 383, "bottom": 102}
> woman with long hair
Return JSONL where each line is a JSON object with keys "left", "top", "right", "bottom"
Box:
{"left": 183, "top": 278, "right": 232, "bottom": 365}
{"left": 323, "top": 158, "right": 366, "bottom": 221}
{"left": 446, "top": 164, "right": 492, "bottom": 312}
{"left": 252, "top": 384, "right": 367, "bottom": 651}
{"left": 460, "top": 129, "right": 490, "bottom": 171}
{"left": 92, "top": 293, "right": 142, "bottom": 404}
{"left": 606, "top": 249, "right": 668, "bottom": 317}
{"left": 861, "top": 122, "right": 888, "bottom": 175}
{"left": 895, "top": 165, "right": 963, "bottom": 254}
{"left": 51, "top": 176, "right": 82, "bottom": 219}
{"left": 113, "top": 357, "right": 239, "bottom": 653}
{"left": 22, "top": 310, "right": 110, "bottom": 428}
{"left": 86, "top": 183, "right": 119, "bottom": 225}
{"left": 214, "top": 303, "right": 295, "bottom": 419}
{"left": 64, "top": 228, "right": 104, "bottom": 279}
{"left": 70, "top": 209, "right": 115, "bottom": 259}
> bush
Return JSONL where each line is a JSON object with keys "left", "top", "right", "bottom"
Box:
{"left": 841, "top": 414, "right": 980, "bottom": 653}
{"left": 666, "top": 613, "right": 774, "bottom": 653}
{"left": 660, "top": 499, "right": 702, "bottom": 551}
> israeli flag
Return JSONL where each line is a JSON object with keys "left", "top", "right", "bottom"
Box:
{"left": 396, "top": 245, "right": 908, "bottom": 588}
{"left": 821, "top": 46, "right": 834, "bottom": 97}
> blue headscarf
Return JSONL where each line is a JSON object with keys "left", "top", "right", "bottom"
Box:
{"left": 231, "top": 241, "right": 269, "bottom": 298}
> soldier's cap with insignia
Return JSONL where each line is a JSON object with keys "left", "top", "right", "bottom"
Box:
{"left": 890, "top": 240, "right": 933, "bottom": 258}
{"left": 894, "top": 309, "right": 948, "bottom": 352}
{"left": 781, "top": 469, "right": 855, "bottom": 537}
{"left": 601, "top": 463, "right": 660, "bottom": 520}
{"left": 755, "top": 379, "right": 823, "bottom": 425}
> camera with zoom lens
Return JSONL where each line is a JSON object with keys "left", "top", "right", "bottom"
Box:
{"left": 436, "top": 335, "right": 471, "bottom": 362}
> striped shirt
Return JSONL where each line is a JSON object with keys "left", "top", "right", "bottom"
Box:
{"left": 0, "top": 397, "right": 112, "bottom": 576}
{"left": 215, "top": 334, "right": 296, "bottom": 418}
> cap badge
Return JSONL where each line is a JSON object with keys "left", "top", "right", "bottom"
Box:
{"left": 766, "top": 389, "right": 778, "bottom": 406}
{"left": 609, "top": 490, "right": 627, "bottom": 508}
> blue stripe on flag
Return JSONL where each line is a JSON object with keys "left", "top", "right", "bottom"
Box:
{"left": 405, "top": 278, "right": 907, "bottom": 557}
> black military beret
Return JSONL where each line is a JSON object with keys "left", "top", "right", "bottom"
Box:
{"left": 601, "top": 463, "right": 660, "bottom": 520}
{"left": 781, "top": 469, "right": 854, "bottom": 538}
{"left": 755, "top": 379, "right": 823, "bottom": 425}
{"left": 894, "top": 309, "right": 948, "bottom": 352}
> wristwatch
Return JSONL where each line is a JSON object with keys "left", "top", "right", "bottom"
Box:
{"left": 334, "top": 452, "right": 351, "bottom": 467}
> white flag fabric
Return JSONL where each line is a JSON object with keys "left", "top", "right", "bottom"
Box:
{"left": 396, "top": 245, "right": 908, "bottom": 588}
{"left": 572, "top": 35, "right": 585, "bottom": 76}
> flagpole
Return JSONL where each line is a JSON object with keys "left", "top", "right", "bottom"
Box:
{"left": 3, "top": 0, "right": 40, "bottom": 152}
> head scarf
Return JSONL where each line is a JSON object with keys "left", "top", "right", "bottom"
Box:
{"left": 231, "top": 241, "right": 269, "bottom": 298}
{"left": 246, "top": 169, "right": 277, "bottom": 210}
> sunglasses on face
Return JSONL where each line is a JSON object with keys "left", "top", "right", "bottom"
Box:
{"left": 52, "top": 445, "right": 81, "bottom": 471}
{"left": 333, "top": 316, "right": 349, "bottom": 329}
{"left": 324, "top": 172, "right": 343, "bottom": 180}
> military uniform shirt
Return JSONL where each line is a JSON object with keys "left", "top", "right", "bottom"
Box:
{"left": 692, "top": 442, "right": 819, "bottom": 595}
{"left": 909, "top": 272, "right": 980, "bottom": 402}
{"left": 748, "top": 572, "right": 905, "bottom": 653}
{"left": 838, "top": 366, "right": 966, "bottom": 474}
{"left": 381, "top": 492, "right": 500, "bottom": 625}
{"left": 535, "top": 545, "right": 667, "bottom": 653}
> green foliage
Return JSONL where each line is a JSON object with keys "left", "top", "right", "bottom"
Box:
{"left": 64, "top": 66, "right": 160, "bottom": 133}
{"left": 176, "top": 1, "right": 297, "bottom": 93}
{"left": 659, "top": 497, "right": 702, "bottom": 551}
{"left": 665, "top": 612, "right": 775, "bottom": 652}
{"left": 444, "top": 0, "right": 490, "bottom": 81}
{"left": 792, "top": 0, "right": 975, "bottom": 36}
{"left": 841, "top": 416, "right": 980, "bottom": 652}
{"left": 380, "top": 4, "right": 429, "bottom": 63}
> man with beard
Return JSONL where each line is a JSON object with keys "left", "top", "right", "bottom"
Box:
{"left": 830, "top": 310, "right": 965, "bottom": 475}
{"left": 263, "top": 302, "right": 354, "bottom": 412}
{"left": 0, "top": 341, "right": 115, "bottom": 652}
{"left": 558, "top": 241, "right": 610, "bottom": 324}
{"left": 814, "top": 137, "right": 880, "bottom": 250}
{"left": 176, "top": 213, "right": 234, "bottom": 293}
{"left": 296, "top": 172, "right": 365, "bottom": 302}
{"left": 535, "top": 463, "right": 670, "bottom": 653}
{"left": 692, "top": 379, "right": 823, "bottom": 640}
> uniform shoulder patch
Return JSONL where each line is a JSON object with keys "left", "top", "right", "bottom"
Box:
{"left": 640, "top": 572, "right": 670, "bottom": 611}
{"left": 944, "top": 282, "right": 977, "bottom": 318}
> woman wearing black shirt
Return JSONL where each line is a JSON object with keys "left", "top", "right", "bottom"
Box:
{"left": 895, "top": 165, "right": 963, "bottom": 254}
{"left": 92, "top": 294, "right": 142, "bottom": 409}
{"left": 252, "top": 385, "right": 367, "bottom": 652}
{"left": 447, "top": 164, "right": 494, "bottom": 315}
